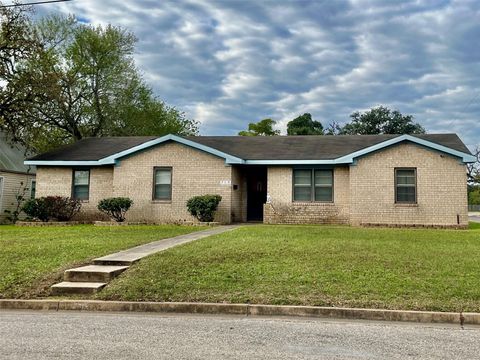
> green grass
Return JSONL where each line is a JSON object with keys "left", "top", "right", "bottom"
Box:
{"left": 469, "top": 221, "right": 480, "bottom": 230}
{"left": 99, "top": 224, "right": 480, "bottom": 312}
{"left": 0, "top": 224, "right": 204, "bottom": 298}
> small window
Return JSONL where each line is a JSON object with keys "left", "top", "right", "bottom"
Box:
{"left": 153, "top": 167, "right": 172, "bottom": 200}
{"left": 30, "top": 180, "right": 36, "bottom": 199}
{"left": 293, "top": 169, "right": 333, "bottom": 202}
{"left": 395, "top": 168, "right": 416, "bottom": 204}
{"left": 72, "top": 169, "right": 90, "bottom": 200}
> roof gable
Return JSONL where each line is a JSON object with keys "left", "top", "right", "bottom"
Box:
{"left": 25, "top": 133, "right": 476, "bottom": 166}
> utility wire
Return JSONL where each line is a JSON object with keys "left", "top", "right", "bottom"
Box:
{"left": 0, "top": 0, "right": 73, "bottom": 7}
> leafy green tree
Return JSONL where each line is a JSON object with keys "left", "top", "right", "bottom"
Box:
{"left": 0, "top": 11, "right": 198, "bottom": 152}
{"left": 468, "top": 186, "right": 480, "bottom": 205}
{"left": 238, "top": 118, "right": 280, "bottom": 136}
{"left": 341, "top": 106, "right": 425, "bottom": 135}
{"left": 0, "top": 4, "right": 43, "bottom": 146}
{"left": 287, "top": 113, "right": 324, "bottom": 135}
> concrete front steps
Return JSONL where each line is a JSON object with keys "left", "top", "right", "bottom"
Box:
{"left": 50, "top": 225, "right": 240, "bottom": 295}
{"left": 51, "top": 264, "right": 130, "bottom": 295}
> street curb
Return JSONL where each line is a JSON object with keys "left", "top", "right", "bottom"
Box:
{"left": 0, "top": 299, "right": 477, "bottom": 325}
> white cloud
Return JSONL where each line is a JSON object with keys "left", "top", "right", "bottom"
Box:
{"left": 36, "top": 0, "right": 480, "bottom": 148}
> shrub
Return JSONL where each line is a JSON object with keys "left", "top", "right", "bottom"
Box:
{"left": 186, "top": 194, "right": 222, "bottom": 222}
{"left": 46, "top": 196, "right": 81, "bottom": 221}
{"left": 97, "top": 197, "right": 133, "bottom": 222}
{"left": 22, "top": 198, "right": 50, "bottom": 222}
{"left": 21, "top": 196, "right": 81, "bottom": 222}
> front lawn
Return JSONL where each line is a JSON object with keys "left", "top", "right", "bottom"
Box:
{"left": 0, "top": 224, "right": 204, "bottom": 298}
{"left": 100, "top": 224, "right": 480, "bottom": 312}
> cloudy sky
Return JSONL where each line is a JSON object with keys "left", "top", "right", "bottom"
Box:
{"left": 37, "top": 0, "right": 480, "bottom": 148}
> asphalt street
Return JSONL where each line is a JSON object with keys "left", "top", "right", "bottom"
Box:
{"left": 0, "top": 311, "right": 479, "bottom": 359}
{"left": 469, "top": 215, "right": 480, "bottom": 223}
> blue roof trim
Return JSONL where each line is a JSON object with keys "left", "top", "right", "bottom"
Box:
{"left": 24, "top": 134, "right": 476, "bottom": 166}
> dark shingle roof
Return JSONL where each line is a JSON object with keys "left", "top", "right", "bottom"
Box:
{"left": 0, "top": 131, "right": 35, "bottom": 173}
{"left": 28, "top": 136, "right": 158, "bottom": 161}
{"left": 186, "top": 134, "right": 471, "bottom": 160}
{"left": 28, "top": 133, "right": 471, "bottom": 162}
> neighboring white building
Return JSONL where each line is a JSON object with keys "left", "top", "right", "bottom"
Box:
{"left": 0, "top": 132, "right": 36, "bottom": 223}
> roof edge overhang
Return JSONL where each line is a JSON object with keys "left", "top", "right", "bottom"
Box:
{"left": 24, "top": 134, "right": 245, "bottom": 166}
{"left": 24, "top": 134, "right": 476, "bottom": 166}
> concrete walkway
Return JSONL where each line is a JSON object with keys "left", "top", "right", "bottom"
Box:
{"left": 52, "top": 225, "right": 240, "bottom": 294}
{"left": 94, "top": 225, "right": 240, "bottom": 265}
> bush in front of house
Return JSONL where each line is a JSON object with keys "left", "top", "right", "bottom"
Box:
{"left": 47, "top": 196, "right": 82, "bottom": 221}
{"left": 186, "top": 194, "right": 222, "bottom": 222}
{"left": 21, "top": 196, "right": 81, "bottom": 222}
{"left": 97, "top": 197, "right": 133, "bottom": 222}
{"left": 22, "top": 198, "right": 50, "bottom": 222}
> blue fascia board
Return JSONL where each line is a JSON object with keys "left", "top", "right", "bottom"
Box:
{"left": 243, "top": 159, "right": 342, "bottom": 165}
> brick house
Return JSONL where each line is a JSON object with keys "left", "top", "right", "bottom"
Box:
{"left": 25, "top": 133, "right": 475, "bottom": 227}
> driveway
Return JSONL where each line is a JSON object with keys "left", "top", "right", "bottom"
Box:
{"left": 1, "top": 311, "right": 479, "bottom": 359}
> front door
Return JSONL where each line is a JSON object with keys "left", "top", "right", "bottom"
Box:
{"left": 246, "top": 167, "right": 267, "bottom": 221}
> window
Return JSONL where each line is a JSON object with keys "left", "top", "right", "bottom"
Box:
{"left": 72, "top": 169, "right": 90, "bottom": 200}
{"left": 30, "top": 180, "right": 36, "bottom": 199}
{"left": 153, "top": 167, "right": 172, "bottom": 200}
{"left": 395, "top": 168, "right": 416, "bottom": 204}
{"left": 293, "top": 169, "right": 333, "bottom": 202}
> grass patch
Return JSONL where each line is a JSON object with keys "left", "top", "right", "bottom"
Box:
{"left": 100, "top": 225, "right": 480, "bottom": 312}
{"left": 469, "top": 221, "right": 480, "bottom": 230}
{"left": 0, "top": 224, "right": 204, "bottom": 298}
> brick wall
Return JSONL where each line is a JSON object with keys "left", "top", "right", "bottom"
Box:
{"left": 350, "top": 143, "right": 468, "bottom": 227}
{"left": 34, "top": 141, "right": 469, "bottom": 227}
{"left": 231, "top": 166, "right": 246, "bottom": 222}
{"left": 36, "top": 166, "right": 113, "bottom": 220}
{"left": 264, "top": 166, "right": 350, "bottom": 224}
{"left": 112, "top": 142, "right": 233, "bottom": 223}
{"left": 36, "top": 143, "right": 234, "bottom": 223}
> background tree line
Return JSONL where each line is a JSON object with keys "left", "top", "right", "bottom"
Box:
{"left": 0, "top": 4, "right": 198, "bottom": 153}
{"left": 238, "top": 106, "right": 426, "bottom": 137}
{"left": 238, "top": 106, "right": 480, "bottom": 198}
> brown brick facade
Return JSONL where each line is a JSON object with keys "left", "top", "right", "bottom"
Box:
{"left": 264, "top": 166, "right": 350, "bottom": 224}
{"left": 349, "top": 143, "right": 468, "bottom": 227}
{"left": 263, "top": 143, "right": 468, "bottom": 227}
{"left": 36, "top": 143, "right": 236, "bottom": 223}
{"left": 34, "top": 141, "right": 468, "bottom": 226}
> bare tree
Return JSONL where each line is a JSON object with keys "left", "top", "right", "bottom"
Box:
{"left": 467, "top": 145, "right": 480, "bottom": 185}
